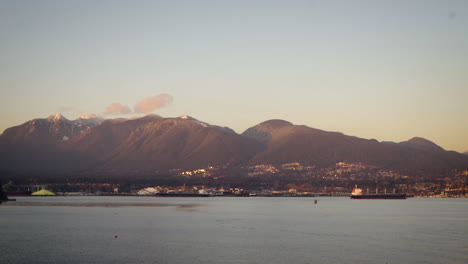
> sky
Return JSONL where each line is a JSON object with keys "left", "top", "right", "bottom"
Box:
{"left": 0, "top": 0, "right": 467, "bottom": 152}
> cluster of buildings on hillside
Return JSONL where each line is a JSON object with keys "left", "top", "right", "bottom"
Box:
{"left": 174, "top": 161, "right": 408, "bottom": 181}
{"left": 3, "top": 162, "right": 467, "bottom": 197}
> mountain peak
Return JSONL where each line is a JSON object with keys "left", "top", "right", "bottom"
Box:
{"left": 134, "top": 114, "right": 162, "bottom": 121}
{"left": 407, "top": 137, "right": 430, "bottom": 143}
{"left": 400, "top": 137, "right": 445, "bottom": 152}
{"left": 47, "top": 113, "right": 67, "bottom": 121}
{"left": 257, "top": 119, "right": 293, "bottom": 129}
{"left": 242, "top": 119, "right": 293, "bottom": 143}
{"left": 179, "top": 115, "right": 196, "bottom": 120}
{"left": 144, "top": 113, "right": 162, "bottom": 118}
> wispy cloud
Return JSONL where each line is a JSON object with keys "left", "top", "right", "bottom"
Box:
{"left": 102, "top": 94, "right": 173, "bottom": 116}
{"left": 104, "top": 103, "right": 132, "bottom": 115}
{"left": 134, "top": 94, "right": 173, "bottom": 114}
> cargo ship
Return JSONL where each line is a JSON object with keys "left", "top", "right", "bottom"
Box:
{"left": 350, "top": 186, "right": 406, "bottom": 199}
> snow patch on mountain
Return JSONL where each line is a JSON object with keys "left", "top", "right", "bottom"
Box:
{"left": 28, "top": 113, "right": 105, "bottom": 142}
{"left": 196, "top": 121, "right": 208, "bottom": 127}
{"left": 177, "top": 115, "right": 236, "bottom": 133}
{"left": 48, "top": 113, "right": 67, "bottom": 121}
{"left": 179, "top": 115, "right": 208, "bottom": 127}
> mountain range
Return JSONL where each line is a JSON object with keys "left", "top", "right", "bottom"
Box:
{"left": 1, "top": 114, "right": 468, "bottom": 177}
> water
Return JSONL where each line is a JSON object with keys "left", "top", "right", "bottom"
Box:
{"left": 1, "top": 197, "right": 467, "bottom": 264}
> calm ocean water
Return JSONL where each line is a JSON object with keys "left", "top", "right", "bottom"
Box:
{"left": 1, "top": 196, "right": 467, "bottom": 264}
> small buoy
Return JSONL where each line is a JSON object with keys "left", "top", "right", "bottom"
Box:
{"left": 114, "top": 235, "right": 118, "bottom": 238}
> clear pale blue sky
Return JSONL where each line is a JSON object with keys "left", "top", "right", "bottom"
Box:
{"left": 1, "top": 0, "right": 467, "bottom": 152}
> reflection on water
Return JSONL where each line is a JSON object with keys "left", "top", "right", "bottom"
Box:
{"left": 1, "top": 197, "right": 467, "bottom": 264}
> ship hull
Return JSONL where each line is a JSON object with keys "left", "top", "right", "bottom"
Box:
{"left": 350, "top": 194, "right": 406, "bottom": 199}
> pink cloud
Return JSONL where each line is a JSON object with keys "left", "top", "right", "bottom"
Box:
{"left": 104, "top": 103, "right": 132, "bottom": 115}
{"left": 134, "top": 93, "right": 173, "bottom": 114}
